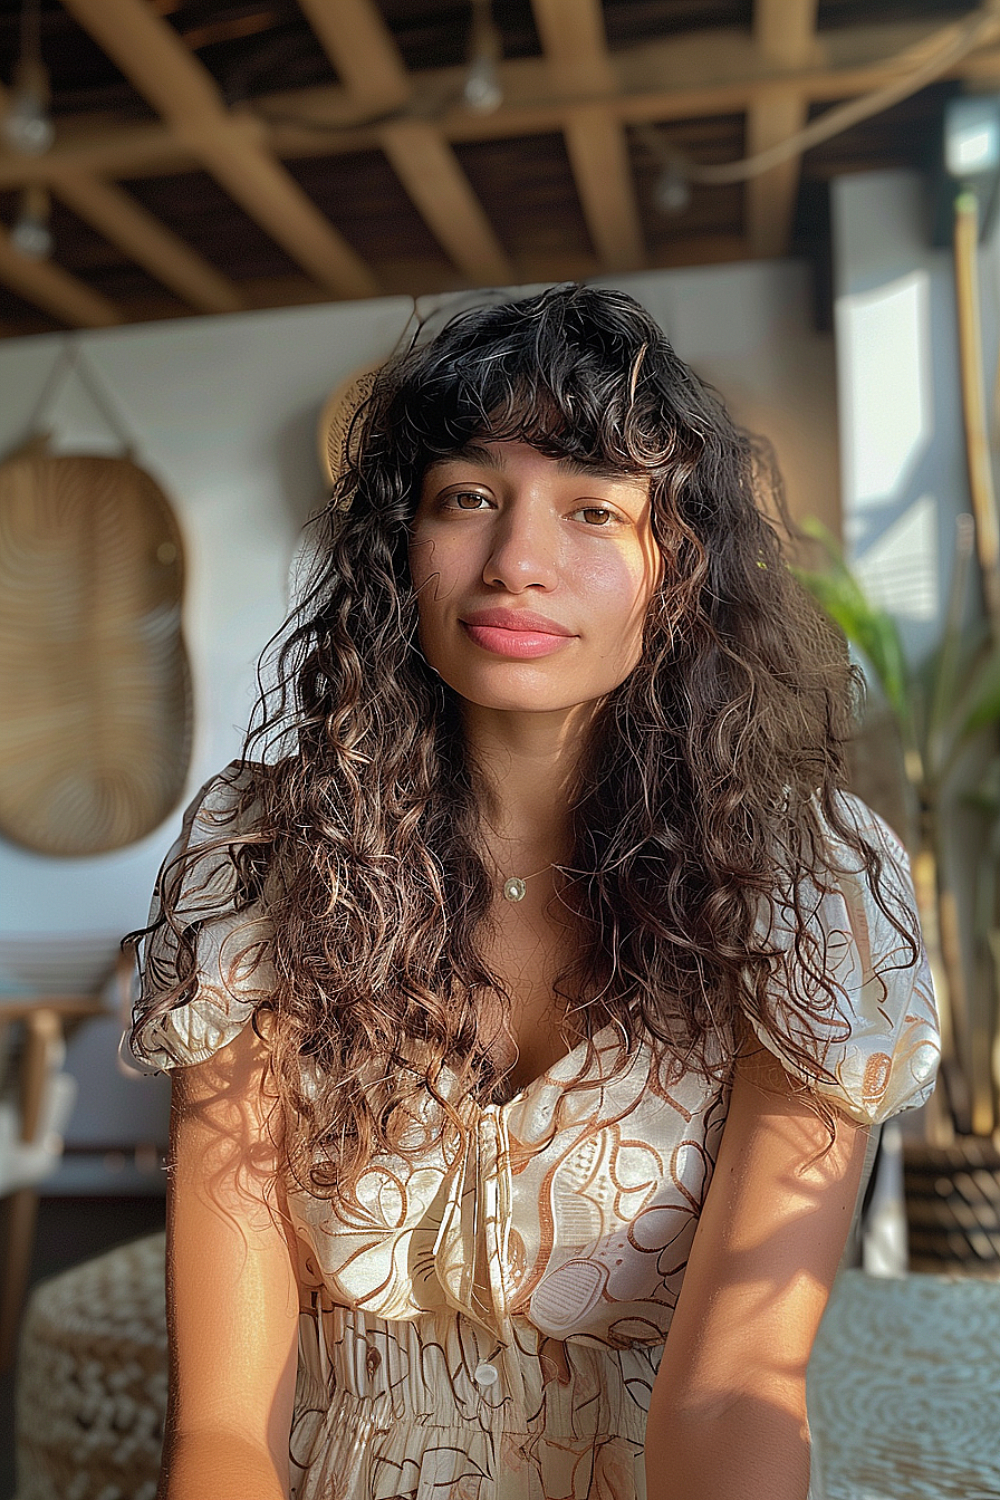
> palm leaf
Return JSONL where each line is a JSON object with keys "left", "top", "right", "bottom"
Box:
{"left": 958, "top": 645, "right": 1000, "bottom": 738}
{"left": 793, "top": 521, "right": 911, "bottom": 726}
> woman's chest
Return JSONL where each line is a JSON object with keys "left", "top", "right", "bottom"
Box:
{"left": 477, "top": 895, "right": 592, "bottom": 1094}
{"left": 287, "top": 1043, "right": 733, "bottom": 1345}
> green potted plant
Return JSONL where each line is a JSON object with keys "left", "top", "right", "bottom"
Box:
{"left": 796, "top": 514, "right": 1000, "bottom": 1271}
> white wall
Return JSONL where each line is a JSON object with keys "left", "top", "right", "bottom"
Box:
{"left": 0, "top": 262, "right": 838, "bottom": 1179}
{"left": 832, "top": 170, "right": 1000, "bottom": 659}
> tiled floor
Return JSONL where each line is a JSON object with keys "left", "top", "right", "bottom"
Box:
{"left": 1, "top": 1194, "right": 166, "bottom": 1500}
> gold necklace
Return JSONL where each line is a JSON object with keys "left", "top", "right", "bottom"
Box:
{"left": 499, "top": 862, "right": 553, "bottom": 903}
{"left": 481, "top": 818, "right": 559, "bottom": 902}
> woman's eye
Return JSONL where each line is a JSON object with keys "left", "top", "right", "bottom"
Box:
{"left": 448, "top": 491, "right": 492, "bottom": 510}
{"left": 575, "top": 505, "right": 620, "bottom": 526}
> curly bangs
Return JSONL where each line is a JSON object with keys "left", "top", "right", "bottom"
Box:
{"left": 374, "top": 284, "right": 706, "bottom": 477}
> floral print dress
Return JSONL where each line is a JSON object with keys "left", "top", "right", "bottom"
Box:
{"left": 134, "top": 768, "right": 940, "bottom": 1500}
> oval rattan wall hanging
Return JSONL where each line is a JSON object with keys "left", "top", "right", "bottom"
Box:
{"left": 0, "top": 440, "right": 193, "bottom": 855}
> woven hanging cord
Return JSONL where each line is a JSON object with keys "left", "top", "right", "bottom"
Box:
{"left": 19, "top": 340, "right": 137, "bottom": 456}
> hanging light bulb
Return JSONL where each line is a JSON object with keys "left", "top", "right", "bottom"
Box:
{"left": 653, "top": 161, "right": 691, "bottom": 215}
{"left": 3, "top": 59, "right": 55, "bottom": 155}
{"left": 2, "top": 0, "right": 55, "bottom": 157}
{"left": 11, "top": 184, "right": 54, "bottom": 259}
{"left": 463, "top": 0, "right": 503, "bottom": 114}
{"left": 636, "top": 126, "right": 692, "bottom": 216}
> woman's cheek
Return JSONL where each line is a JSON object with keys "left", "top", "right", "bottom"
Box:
{"left": 408, "top": 535, "right": 443, "bottom": 601}
{"left": 582, "top": 549, "right": 650, "bottom": 623}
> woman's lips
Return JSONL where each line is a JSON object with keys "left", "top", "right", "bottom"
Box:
{"left": 461, "top": 620, "right": 575, "bottom": 659}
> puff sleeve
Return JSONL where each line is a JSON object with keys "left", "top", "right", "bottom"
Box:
{"left": 126, "top": 762, "right": 277, "bottom": 1072}
{"left": 744, "top": 793, "right": 941, "bottom": 1127}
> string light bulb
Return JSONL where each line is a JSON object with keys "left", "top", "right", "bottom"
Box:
{"left": 463, "top": 0, "right": 503, "bottom": 114}
{"left": 653, "top": 161, "right": 691, "bottom": 215}
{"left": 635, "top": 126, "right": 693, "bottom": 216}
{"left": 2, "top": 0, "right": 54, "bottom": 157}
{"left": 11, "top": 183, "right": 53, "bottom": 259}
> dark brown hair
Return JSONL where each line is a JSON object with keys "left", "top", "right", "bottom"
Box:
{"left": 131, "top": 283, "right": 915, "bottom": 1203}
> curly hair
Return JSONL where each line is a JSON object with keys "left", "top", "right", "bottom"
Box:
{"left": 131, "top": 283, "right": 916, "bottom": 1206}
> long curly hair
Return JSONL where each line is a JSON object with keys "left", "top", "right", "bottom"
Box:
{"left": 131, "top": 283, "right": 915, "bottom": 1204}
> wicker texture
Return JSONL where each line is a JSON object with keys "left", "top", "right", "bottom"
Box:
{"left": 807, "top": 1267, "right": 1000, "bottom": 1499}
{"left": 15, "top": 1232, "right": 167, "bottom": 1500}
{"left": 317, "top": 366, "right": 380, "bottom": 486}
{"left": 0, "top": 449, "right": 192, "bottom": 855}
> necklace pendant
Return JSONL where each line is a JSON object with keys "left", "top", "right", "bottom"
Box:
{"left": 503, "top": 876, "right": 527, "bottom": 902}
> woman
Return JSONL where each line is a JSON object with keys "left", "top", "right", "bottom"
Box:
{"left": 129, "top": 284, "right": 940, "bottom": 1500}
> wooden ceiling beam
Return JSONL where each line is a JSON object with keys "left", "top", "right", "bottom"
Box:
{"left": 0, "top": 225, "right": 123, "bottom": 328}
{"left": 197, "top": 125, "right": 377, "bottom": 298}
{"left": 531, "top": 0, "right": 612, "bottom": 94}
{"left": 296, "top": 0, "right": 511, "bottom": 286}
{"left": 531, "top": 0, "right": 644, "bottom": 273}
{"left": 0, "top": 79, "right": 239, "bottom": 316}
{"left": 746, "top": 0, "right": 819, "bottom": 258}
{"left": 296, "top": 0, "right": 410, "bottom": 112}
{"left": 0, "top": 19, "right": 995, "bottom": 185}
{"left": 59, "top": 0, "right": 378, "bottom": 300}
{"left": 49, "top": 173, "right": 245, "bottom": 315}
{"left": 380, "top": 121, "right": 515, "bottom": 285}
{"left": 563, "top": 105, "right": 644, "bottom": 272}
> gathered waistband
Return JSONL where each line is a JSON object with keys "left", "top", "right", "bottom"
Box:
{"left": 294, "top": 1301, "right": 659, "bottom": 1444}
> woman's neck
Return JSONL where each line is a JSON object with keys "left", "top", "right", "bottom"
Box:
{"left": 461, "top": 700, "right": 596, "bottom": 857}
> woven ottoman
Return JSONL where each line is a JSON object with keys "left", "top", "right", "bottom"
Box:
{"left": 15, "top": 1232, "right": 167, "bottom": 1500}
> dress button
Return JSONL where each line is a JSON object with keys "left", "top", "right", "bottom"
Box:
{"left": 474, "top": 1361, "right": 500, "bottom": 1387}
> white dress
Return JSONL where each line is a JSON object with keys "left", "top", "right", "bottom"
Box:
{"left": 133, "top": 767, "right": 941, "bottom": 1499}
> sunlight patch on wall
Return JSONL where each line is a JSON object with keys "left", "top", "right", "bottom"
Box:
{"left": 840, "top": 270, "right": 933, "bottom": 508}
{"left": 854, "top": 493, "right": 939, "bottom": 623}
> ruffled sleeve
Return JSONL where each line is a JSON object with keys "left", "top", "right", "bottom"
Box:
{"left": 126, "top": 762, "right": 276, "bottom": 1072}
{"left": 744, "top": 793, "right": 941, "bottom": 1127}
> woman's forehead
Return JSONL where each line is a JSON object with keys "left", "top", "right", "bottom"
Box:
{"left": 422, "top": 438, "right": 650, "bottom": 489}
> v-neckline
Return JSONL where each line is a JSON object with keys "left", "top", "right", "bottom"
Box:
{"left": 480, "top": 1022, "right": 633, "bottom": 1110}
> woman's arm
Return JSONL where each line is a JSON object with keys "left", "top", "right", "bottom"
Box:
{"left": 157, "top": 1018, "right": 300, "bottom": 1500}
{"left": 643, "top": 1039, "right": 869, "bottom": 1500}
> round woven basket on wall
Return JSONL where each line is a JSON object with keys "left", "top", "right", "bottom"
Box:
{"left": 903, "top": 1138, "right": 1000, "bottom": 1275}
{"left": 0, "top": 445, "right": 192, "bottom": 856}
{"left": 317, "top": 364, "right": 381, "bottom": 487}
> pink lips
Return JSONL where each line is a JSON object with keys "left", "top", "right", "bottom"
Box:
{"left": 460, "top": 608, "right": 576, "bottom": 660}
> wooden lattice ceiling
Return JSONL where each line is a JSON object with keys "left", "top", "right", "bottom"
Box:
{"left": 0, "top": 0, "right": 993, "bottom": 337}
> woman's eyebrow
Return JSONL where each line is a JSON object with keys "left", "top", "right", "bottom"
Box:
{"left": 426, "top": 444, "right": 500, "bottom": 473}
{"left": 554, "top": 456, "right": 643, "bottom": 485}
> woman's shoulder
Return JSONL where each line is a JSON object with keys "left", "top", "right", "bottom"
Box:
{"left": 179, "top": 756, "right": 269, "bottom": 831}
{"left": 744, "top": 790, "right": 941, "bottom": 1128}
{"left": 125, "top": 759, "right": 278, "bottom": 1075}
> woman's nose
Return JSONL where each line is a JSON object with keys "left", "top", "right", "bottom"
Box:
{"left": 482, "top": 503, "right": 559, "bottom": 592}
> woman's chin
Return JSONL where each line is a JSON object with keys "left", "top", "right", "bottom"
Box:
{"left": 452, "top": 683, "right": 605, "bottom": 720}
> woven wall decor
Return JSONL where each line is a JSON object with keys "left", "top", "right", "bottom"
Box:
{"left": 0, "top": 443, "right": 192, "bottom": 855}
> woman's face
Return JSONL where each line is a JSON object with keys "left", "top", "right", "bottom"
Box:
{"left": 408, "top": 439, "right": 663, "bottom": 715}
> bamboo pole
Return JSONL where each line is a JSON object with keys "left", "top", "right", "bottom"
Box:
{"left": 954, "top": 190, "right": 1000, "bottom": 640}
{"left": 954, "top": 188, "right": 1000, "bottom": 1141}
